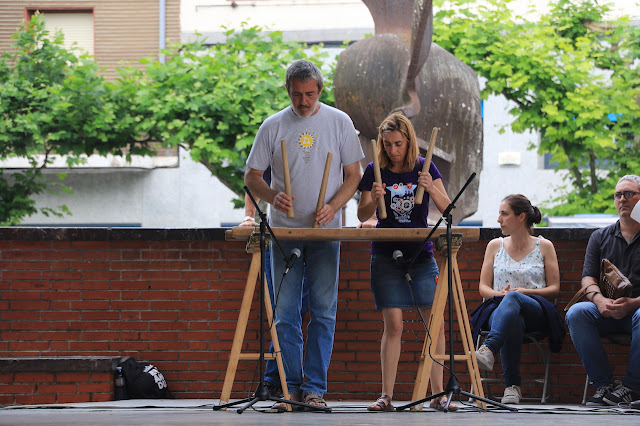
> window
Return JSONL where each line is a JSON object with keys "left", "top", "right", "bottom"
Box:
{"left": 28, "top": 9, "right": 94, "bottom": 55}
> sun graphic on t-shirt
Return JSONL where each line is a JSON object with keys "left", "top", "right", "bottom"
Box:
{"left": 299, "top": 132, "right": 315, "bottom": 148}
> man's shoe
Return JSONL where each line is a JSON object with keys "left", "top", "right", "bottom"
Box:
{"left": 501, "top": 385, "right": 522, "bottom": 405}
{"left": 586, "top": 381, "right": 619, "bottom": 406}
{"left": 630, "top": 399, "right": 640, "bottom": 409}
{"left": 475, "top": 344, "right": 495, "bottom": 371}
{"left": 603, "top": 382, "right": 640, "bottom": 406}
{"left": 253, "top": 382, "right": 283, "bottom": 399}
{"left": 265, "top": 382, "right": 283, "bottom": 398}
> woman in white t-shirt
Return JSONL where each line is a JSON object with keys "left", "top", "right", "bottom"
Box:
{"left": 474, "top": 194, "right": 560, "bottom": 404}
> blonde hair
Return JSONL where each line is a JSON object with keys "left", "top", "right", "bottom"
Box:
{"left": 377, "top": 112, "right": 419, "bottom": 173}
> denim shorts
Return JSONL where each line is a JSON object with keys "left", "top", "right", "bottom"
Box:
{"left": 370, "top": 253, "right": 439, "bottom": 310}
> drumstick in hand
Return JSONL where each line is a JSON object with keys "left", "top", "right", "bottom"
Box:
{"left": 370, "top": 139, "right": 387, "bottom": 219}
{"left": 313, "top": 152, "right": 333, "bottom": 228}
{"left": 281, "top": 139, "right": 294, "bottom": 218}
{"left": 415, "top": 127, "right": 438, "bottom": 205}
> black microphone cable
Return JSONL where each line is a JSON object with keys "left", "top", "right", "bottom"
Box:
{"left": 263, "top": 248, "right": 303, "bottom": 370}
{"left": 393, "top": 249, "right": 454, "bottom": 381}
{"left": 250, "top": 250, "right": 300, "bottom": 402}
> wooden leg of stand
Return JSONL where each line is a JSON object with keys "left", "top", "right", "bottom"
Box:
{"left": 219, "top": 252, "right": 261, "bottom": 406}
{"left": 451, "top": 258, "right": 487, "bottom": 410}
{"left": 411, "top": 258, "right": 450, "bottom": 409}
{"left": 263, "top": 279, "right": 292, "bottom": 412}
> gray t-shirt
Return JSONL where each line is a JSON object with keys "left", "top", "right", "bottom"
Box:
{"left": 246, "top": 103, "right": 364, "bottom": 228}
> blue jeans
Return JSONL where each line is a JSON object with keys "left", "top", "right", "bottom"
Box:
{"left": 566, "top": 301, "right": 640, "bottom": 391}
{"left": 484, "top": 292, "right": 547, "bottom": 387}
{"left": 263, "top": 249, "right": 309, "bottom": 387}
{"left": 270, "top": 239, "right": 340, "bottom": 397}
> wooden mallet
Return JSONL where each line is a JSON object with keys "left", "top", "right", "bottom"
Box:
{"left": 415, "top": 127, "right": 439, "bottom": 205}
{"left": 313, "top": 152, "right": 333, "bottom": 228}
{"left": 281, "top": 139, "right": 294, "bottom": 218}
{"left": 370, "top": 139, "right": 387, "bottom": 219}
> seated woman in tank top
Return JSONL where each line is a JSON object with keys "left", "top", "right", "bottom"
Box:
{"left": 471, "top": 194, "right": 562, "bottom": 405}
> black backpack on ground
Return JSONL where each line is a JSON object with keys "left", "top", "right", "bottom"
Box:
{"left": 118, "top": 356, "right": 168, "bottom": 399}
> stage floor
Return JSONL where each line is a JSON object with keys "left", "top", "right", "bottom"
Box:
{"left": 1, "top": 399, "right": 639, "bottom": 425}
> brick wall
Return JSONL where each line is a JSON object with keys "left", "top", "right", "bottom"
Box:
{"left": 0, "top": 228, "right": 630, "bottom": 405}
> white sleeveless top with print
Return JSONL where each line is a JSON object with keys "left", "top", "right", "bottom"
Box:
{"left": 493, "top": 236, "right": 546, "bottom": 291}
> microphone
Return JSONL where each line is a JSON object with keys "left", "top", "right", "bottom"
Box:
{"left": 393, "top": 250, "right": 404, "bottom": 265}
{"left": 393, "top": 249, "right": 413, "bottom": 283}
{"left": 284, "top": 248, "right": 301, "bottom": 275}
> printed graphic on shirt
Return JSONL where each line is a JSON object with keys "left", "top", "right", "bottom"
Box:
{"left": 389, "top": 182, "right": 416, "bottom": 223}
{"left": 297, "top": 129, "right": 318, "bottom": 163}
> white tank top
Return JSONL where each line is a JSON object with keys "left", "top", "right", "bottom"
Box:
{"left": 493, "top": 236, "right": 546, "bottom": 291}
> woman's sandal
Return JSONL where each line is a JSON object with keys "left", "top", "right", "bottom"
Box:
{"left": 367, "top": 394, "right": 394, "bottom": 411}
{"left": 303, "top": 393, "right": 328, "bottom": 410}
{"left": 429, "top": 395, "right": 458, "bottom": 412}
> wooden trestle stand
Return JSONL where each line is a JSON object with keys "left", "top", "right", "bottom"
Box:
{"left": 410, "top": 233, "right": 486, "bottom": 411}
{"left": 218, "top": 232, "right": 293, "bottom": 411}
{"left": 220, "top": 226, "right": 485, "bottom": 411}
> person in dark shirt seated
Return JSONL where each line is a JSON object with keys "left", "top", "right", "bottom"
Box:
{"left": 566, "top": 175, "right": 640, "bottom": 406}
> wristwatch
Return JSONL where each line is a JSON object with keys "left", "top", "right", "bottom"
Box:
{"left": 243, "top": 216, "right": 255, "bottom": 222}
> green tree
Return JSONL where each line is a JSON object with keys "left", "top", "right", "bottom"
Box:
{"left": 0, "top": 14, "right": 153, "bottom": 225}
{"left": 433, "top": 0, "right": 640, "bottom": 215}
{"left": 119, "top": 26, "right": 332, "bottom": 206}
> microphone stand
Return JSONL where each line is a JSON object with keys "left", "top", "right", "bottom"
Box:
{"left": 396, "top": 173, "right": 516, "bottom": 412}
{"left": 213, "top": 187, "right": 330, "bottom": 414}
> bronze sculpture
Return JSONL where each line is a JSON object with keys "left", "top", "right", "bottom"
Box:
{"left": 334, "top": 0, "right": 482, "bottom": 223}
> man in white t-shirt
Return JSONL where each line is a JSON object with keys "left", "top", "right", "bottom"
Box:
{"left": 245, "top": 60, "right": 364, "bottom": 409}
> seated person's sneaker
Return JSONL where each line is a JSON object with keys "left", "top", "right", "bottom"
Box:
{"left": 630, "top": 400, "right": 640, "bottom": 410}
{"left": 475, "top": 344, "right": 495, "bottom": 371}
{"left": 603, "top": 383, "right": 640, "bottom": 406}
{"left": 501, "top": 385, "right": 522, "bottom": 405}
{"left": 586, "top": 381, "right": 620, "bottom": 406}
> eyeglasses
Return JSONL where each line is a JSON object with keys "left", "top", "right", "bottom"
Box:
{"left": 613, "top": 190, "right": 640, "bottom": 200}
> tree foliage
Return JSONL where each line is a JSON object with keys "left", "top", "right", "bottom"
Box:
{"left": 118, "top": 26, "right": 332, "bottom": 206}
{"left": 433, "top": 0, "right": 640, "bottom": 215}
{"left": 0, "top": 14, "right": 153, "bottom": 225}
{"left": 0, "top": 17, "right": 335, "bottom": 223}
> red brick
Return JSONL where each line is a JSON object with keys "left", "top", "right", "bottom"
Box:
{"left": 141, "top": 311, "right": 181, "bottom": 320}
{"left": 69, "top": 280, "right": 110, "bottom": 290}
{"left": 41, "top": 312, "right": 81, "bottom": 321}
{"left": 12, "top": 241, "right": 51, "bottom": 249}
{"left": 78, "top": 383, "right": 112, "bottom": 393}
{"left": 80, "top": 331, "right": 120, "bottom": 340}
{"left": 121, "top": 271, "right": 142, "bottom": 279}
{"left": 56, "top": 393, "right": 93, "bottom": 403}
{"left": 183, "top": 271, "right": 221, "bottom": 280}
{"left": 42, "top": 250, "right": 82, "bottom": 260}
{"left": 111, "top": 241, "right": 150, "bottom": 249}
{"left": 142, "top": 250, "right": 183, "bottom": 260}
{"left": 15, "top": 394, "right": 56, "bottom": 404}
{"left": 3, "top": 271, "right": 43, "bottom": 280}
{"left": 14, "top": 372, "right": 55, "bottom": 382}
{"left": 38, "top": 383, "right": 78, "bottom": 393}
{"left": 68, "top": 241, "right": 108, "bottom": 250}
{"left": 42, "top": 271, "right": 82, "bottom": 280}
{"left": 148, "top": 241, "right": 190, "bottom": 250}
{"left": 0, "top": 383, "right": 36, "bottom": 393}
{"left": 70, "top": 300, "right": 110, "bottom": 310}
{"left": 110, "top": 261, "right": 151, "bottom": 270}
